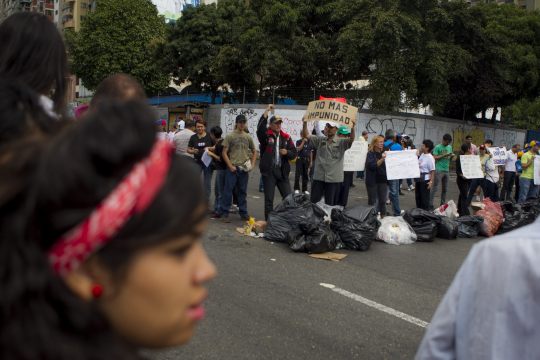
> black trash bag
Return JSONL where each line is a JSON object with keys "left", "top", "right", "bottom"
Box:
{"left": 497, "top": 203, "right": 536, "bottom": 234}
{"left": 436, "top": 216, "right": 459, "bottom": 240}
{"left": 330, "top": 209, "right": 380, "bottom": 251}
{"left": 288, "top": 222, "right": 339, "bottom": 254}
{"left": 403, "top": 208, "right": 440, "bottom": 242}
{"left": 265, "top": 193, "right": 326, "bottom": 243}
{"left": 455, "top": 216, "right": 484, "bottom": 238}
{"left": 498, "top": 201, "right": 516, "bottom": 213}
{"left": 521, "top": 200, "right": 540, "bottom": 218}
{"left": 344, "top": 205, "right": 378, "bottom": 223}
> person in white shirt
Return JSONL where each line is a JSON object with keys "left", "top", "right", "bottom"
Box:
{"left": 500, "top": 144, "right": 520, "bottom": 201}
{"left": 415, "top": 139, "right": 436, "bottom": 210}
{"left": 173, "top": 119, "right": 195, "bottom": 158}
{"left": 483, "top": 148, "right": 499, "bottom": 201}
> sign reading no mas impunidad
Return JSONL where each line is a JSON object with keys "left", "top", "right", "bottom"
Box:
{"left": 304, "top": 100, "right": 358, "bottom": 127}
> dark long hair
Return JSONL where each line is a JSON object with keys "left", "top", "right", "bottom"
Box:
{"left": 0, "top": 101, "right": 206, "bottom": 359}
{"left": 0, "top": 12, "right": 68, "bottom": 114}
{"left": 0, "top": 79, "right": 62, "bottom": 146}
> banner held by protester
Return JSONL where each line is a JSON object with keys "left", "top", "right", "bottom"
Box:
{"left": 534, "top": 156, "right": 540, "bottom": 185}
{"left": 385, "top": 150, "right": 420, "bottom": 180}
{"left": 460, "top": 155, "right": 484, "bottom": 179}
{"left": 488, "top": 147, "right": 508, "bottom": 166}
{"left": 304, "top": 100, "right": 358, "bottom": 128}
{"left": 343, "top": 141, "right": 368, "bottom": 172}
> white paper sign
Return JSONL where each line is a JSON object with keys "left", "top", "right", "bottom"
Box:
{"left": 534, "top": 156, "right": 540, "bottom": 185}
{"left": 488, "top": 147, "right": 508, "bottom": 166}
{"left": 385, "top": 150, "right": 420, "bottom": 180}
{"left": 343, "top": 140, "right": 369, "bottom": 171}
{"left": 202, "top": 150, "right": 212, "bottom": 168}
{"left": 460, "top": 155, "right": 484, "bottom": 179}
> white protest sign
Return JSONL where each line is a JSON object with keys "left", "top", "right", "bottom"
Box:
{"left": 304, "top": 100, "right": 358, "bottom": 128}
{"left": 343, "top": 140, "right": 369, "bottom": 172}
{"left": 385, "top": 150, "right": 420, "bottom": 180}
{"left": 460, "top": 155, "right": 484, "bottom": 179}
{"left": 488, "top": 147, "right": 508, "bottom": 166}
{"left": 534, "top": 156, "right": 540, "bottom": 185}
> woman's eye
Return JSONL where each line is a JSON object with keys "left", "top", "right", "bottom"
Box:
{"left": 169, "top": 245, "right": 192, "bottom": 258}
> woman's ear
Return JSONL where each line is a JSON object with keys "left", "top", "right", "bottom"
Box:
{"left": 63, "top": 257, "right": 113, "bottom": 301}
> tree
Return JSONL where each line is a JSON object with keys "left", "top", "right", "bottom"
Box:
{"left": 505, "top": 98, "right": 540, "bottom": 129}
{"left": 67, "top": 0, "right": 169, "bottom": 95}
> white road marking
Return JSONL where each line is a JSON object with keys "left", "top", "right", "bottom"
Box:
{"left": 319, "top": 283, "right": 429, "bottom": 328}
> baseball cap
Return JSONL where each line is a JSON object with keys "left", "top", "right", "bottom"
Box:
{"left": 531, "top": 140, "right": 538, "bottom": 147}
{"left": 269, "top": 115, "right": 283, "bottom": 124}
{"left": 479, "top": 144, "right": 486, "bottom": 150}
{"left": 325, "top": 121, "right": 338, "bottom": 128}
{"left": 337, "top": 125, "right": 351, "bottom": 135}
{"left": 235, "top": 114, "right": 247, "bottom": 123}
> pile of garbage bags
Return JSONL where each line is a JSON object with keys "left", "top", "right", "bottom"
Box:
{"left": 264, "top": 195, "right": 540, "bottom": 252}
{"left": 265, "top": 194, "right": 380, "bottom": 254}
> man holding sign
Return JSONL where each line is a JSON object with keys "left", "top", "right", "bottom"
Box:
{"left": 302, "top": 99, "right": 356, "bottom": 205}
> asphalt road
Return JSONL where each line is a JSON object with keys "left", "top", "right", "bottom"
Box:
{"left": 149, "top": 169, "right": 481, "bottom": 360}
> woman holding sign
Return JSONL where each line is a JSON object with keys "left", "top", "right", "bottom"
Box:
{"left": 415, "top": 140, "right": 436, "bottom": 211}
{"left": 365, "top": 136, "right": 388, "bottom": 217}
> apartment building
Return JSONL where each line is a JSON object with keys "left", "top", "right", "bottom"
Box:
{"left": 61, "top": 0, "right": 94, "bottom": 31}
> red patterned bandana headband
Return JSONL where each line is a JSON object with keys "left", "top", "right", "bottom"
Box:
{"left": 48, "top": 140, "right": 173, "bottom": 275}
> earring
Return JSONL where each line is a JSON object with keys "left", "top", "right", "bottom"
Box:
{"left": 91, "top": 284, "right": 104, "bottom": 299}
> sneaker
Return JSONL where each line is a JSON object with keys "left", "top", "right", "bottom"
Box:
{"left": 294, "top": 190, "right": 300, "bottom": 194}
{"left": 230, "top": 204, "right": 239, "bottom": 214}
{"left": 350, "top": 183, "right": 356, "bottom": 188}
{"left": 409, "top": 185, "right": 415, "bottom": 191}
{"left": 400, "top": 210, "right": 405, "bottom": 215}
{"left": 386, "top": 200, "right": 391, "bottom": 205}
{"left": 259, "top": 187, "right": 264, "bottom": 193}
{"left": 304, "top": 191, "right": 310, "bottom": 195}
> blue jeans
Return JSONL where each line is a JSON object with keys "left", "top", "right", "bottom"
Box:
{"left": 200, "top": 164, "right": 213, "bottom": 201}
{"left": 214, "top": 170, "right": 225, "bottom": 213}
{"left": 518, "top": 178, "right": 538, "bottom": 203}
{"left": 388, "top": 180, "right": 401, "bottom": 216}
{"left": 356, "top": 171, "right": 364, "bottom": 179}
{"left": 221, "top": 168, "right": 249, "bottom": 216}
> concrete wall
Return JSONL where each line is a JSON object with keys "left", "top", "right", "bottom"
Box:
{"left": 205, "top": 104, "right": 526, "bottom": 151}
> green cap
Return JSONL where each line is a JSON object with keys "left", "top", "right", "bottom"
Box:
{"left": 337, "top": 125, "right": 351, "bottom": 135}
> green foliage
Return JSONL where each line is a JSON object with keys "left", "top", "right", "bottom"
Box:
{"left": 68, "top": 0, "right": 169, "bottom": 95}
{"left": 157, "top": 0, "right": 540, "bottom": 125}
{"left": 506, "top": 98, "right": 540, "bottom": 129}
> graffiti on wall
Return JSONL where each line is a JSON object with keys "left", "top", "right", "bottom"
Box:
{"left": 365, "top": 117, "right": 418, "bottom": 141}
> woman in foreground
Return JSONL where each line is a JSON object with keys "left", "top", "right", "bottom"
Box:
{"left": 0, "top": 99, "right": 216, "bottom": 359}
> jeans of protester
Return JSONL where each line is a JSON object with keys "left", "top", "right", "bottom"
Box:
{"left": 200, "top": 165, "right": 213, "bottom": 201}
{"left": 400, "top": 178, "right": 413, "bottom": 188}
{"left": 259, "top": 176, "right": 264, "bottom": 192}
{"left": 262, "top": 170, "right": 292, "bottom": 220}
{"left": 466, "top": 178, "right": 486, "bottom": 207}
{"left": 500, "top": 171, "right": 516, "bottom": 202}
{"left": 356, "top": 171, "right": 364, "bottom": 179}
{"left": 388, "top": 180, "right": 401, "bottom": 216}
{"left": 515, "top": 175, "right": 520, "bottom": 203}
{"left": 483, "top": 180, "right": 499, "bottom": 202}
{"left": 214, "top": 169, "right": 225, "bottom": 214}
{"left": 415, "top": 180, "right": 430, "bottom": 211}
{"left": 337, "top": 171, "right": 354, "bottom": 207}
{"left": 518, "top": 177, "right": 538, "bottom": 203}
{"left": 366, "top": 183, "right": 387, "bottom": 216}
{"left": 311, "top": 180, "right": 341, "bottom": 206}
{"left": 457, "top": 176, "right": 470, "bottom": 216}
{"left": 294, "top": 157, "right": 310, "bottom": 192}
{"left": 221, "top": 168, "right": 249, "bottom": 216}
{"left": 430, "top": 170, "right": 449, "bottom": 208}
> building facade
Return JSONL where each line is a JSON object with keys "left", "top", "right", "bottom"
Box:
{"left": 61, "top": 0, "right": 94, "bottom": 31}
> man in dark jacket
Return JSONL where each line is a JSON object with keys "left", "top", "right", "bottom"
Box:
{"left": 257, "top": 104, "right": 298, "bottom": 220}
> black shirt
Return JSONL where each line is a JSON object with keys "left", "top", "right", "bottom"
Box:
{"left": 188, "top": 133, "right": 214, "bottom": 165}
{"left": 296, "top": 139, "right": 313, "bottom": 159}
{"left": 212, "top": 139, "right": 226, "bottom": 170}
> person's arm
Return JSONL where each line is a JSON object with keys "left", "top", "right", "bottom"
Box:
{"left": 350, "top": 124, "right": 356, "bottom": 142}
{"left": 428, "top": 169, "right": 436, "bottom": 189}
{"left": 302, "top": 118, "right": 310, "bottom": 139}
{"left": 249, "top": 138, "right": 257, "bottom": 168}
{"left": 257, "top": 105, "right": 273, "bottom": 144}
{"left": 522, "top": 155, "right": 533, "bottom": 169}
{"left": 221, "top": 145, "right": 236, "bottom": 173}
{"left": 309, "top": 150, "right": 314, "bottom": 168}
{"left": 207, "top": 150, "right": 220, "bottom": 161}
{"left": 297, "top": 139, "right": 306, "bottom": 152}
{"left": 187, "top": 136, "right": 198, "bottom": 155}
{"left": 366, "top": 152, "right": 377, "bottom": 171}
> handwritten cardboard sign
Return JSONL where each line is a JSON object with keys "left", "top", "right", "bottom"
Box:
{"left": 460, "top": 155, "right": 484, "bottom": 179}
{"left": 488, "top": 147, "right": 508, "bottom": 166}
{"left": 343, "top": 140, "right": 369, "bottom": 171}
{"left": 385, "top": 150, "right": 420, "bottom": 180}
{"left": 534, "top": 156, "right": 540, "bottom": 185}
{"left": 304, "top": 100, "right": 357, "bottom": 128}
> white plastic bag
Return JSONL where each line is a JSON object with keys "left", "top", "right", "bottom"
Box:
{"left": 377, "top": 216, "right": 417, "bottom": 245}
{"left": 434, "top": 200, "right": 459, "bottom": 220}
{"left": 316, "top": 200, "right": 344, "bottom": 222}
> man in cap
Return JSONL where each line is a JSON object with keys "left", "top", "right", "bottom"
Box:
{"left": 218, "top": 114, "right": 257, "bottom": 220}
{"left": 302, "top": 118, "right": 355, "bottom": 206}
{"left": 257, "top": 105, "right": 298, "bottom": 220}
{"left": 336, "top": 126, "right": 355, "bottom": 207}
{"left": 518, "top": 140, "right": 539, "bottom": 203}
{"left": 173, "top": 119, "right": 196, "bottom": 157}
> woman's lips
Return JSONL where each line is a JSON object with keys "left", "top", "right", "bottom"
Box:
{"left": 187, "top": 304, "right": 205, "bottom": 321}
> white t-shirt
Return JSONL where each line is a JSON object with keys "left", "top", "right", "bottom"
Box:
{"left": 504, "top": 151, "right": 517, "bottom": 172}
{"left": 173, "top": 129, "right": 195, "bottom": 157}
{"left": 419, "top": 153, "right": 435, "bottom": 181}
